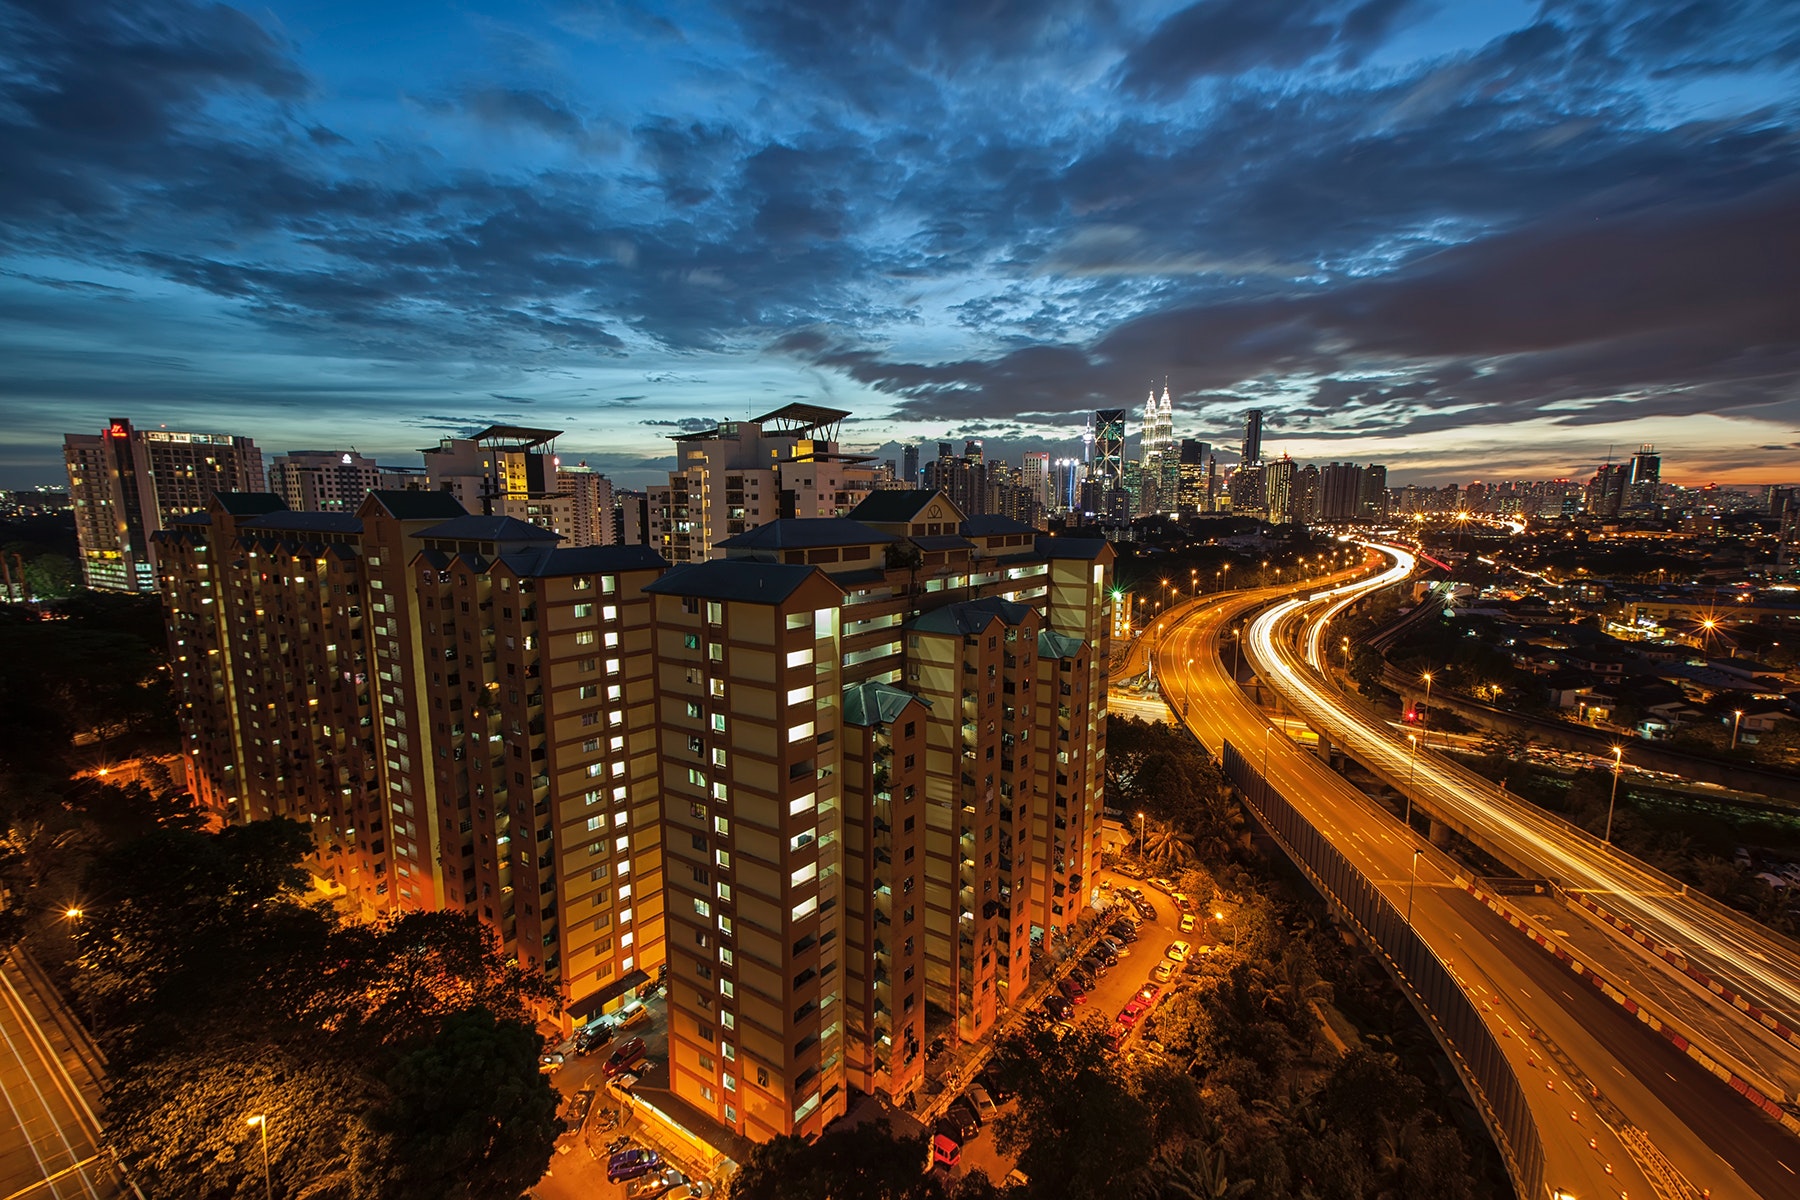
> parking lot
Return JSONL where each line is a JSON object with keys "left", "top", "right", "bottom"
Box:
{"left": 940, "top": 867, "right": 1190, "bottom": 1185}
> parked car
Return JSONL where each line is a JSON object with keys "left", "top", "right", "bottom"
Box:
{"left": 1098, "top": 935, "right": 1129, "bottom": 958}
{"left": 576, "top": 1023, "right": 614, "bottom": 1056}
{"left": 538, "top": 1051, "right": 565, "bottom": 1074}
{"left": 669, "top": 1175, "right": 714, "bottom": 1199}
{"left": 1179, "top": 913, "right": 1197, "bottom": 934}
{"left": 949, "top": 1096, "right": 984, "bottom": 1134}
{"left": 965, "top": 1084, "right": 1000, "bottom": 1121}
{"left": 1131, "top": 898, "right": 1158, "bottom": 921}
{"left": 1044, "top": 993, "right": 1074, "bottom": 1021}
{"left": 1135, "top": 983, "right": 1161, "bottom": 1007}
{"left": 1164, "top": 941, "right": 1192, "bottom": 962}
{"left": 1151, "top": 960, "right": 1175, "bottom": 984}
{"left": 607, "top": 1149, "right": 662, "bottom": 1184}
{"left": 1079, "top": 955, "right": 1109, "bottom": 978}
{"left": 627, "top": 1168, "right": 681, "bottom": 1199}
{"left": 604, "top": 1037, "right": 649, "bottom": 1078}
{"left": 618, "top": 1001, "right": 653, "bottom": 1029}
{"left": 1106, "top": 1023, "right": 1129, "bottom": 1051}
{"left": 1119, "top": 997, "right": 1150, "bottom": 1027}
{"left": 1069, "top": 964, "right": 1097, "bottom": 990}
{"left": 1114, "top": 861, "right": 1145, "bottom": 879}
{"left": 938, "top": 1104, "right": 979, "bottom": 1143}
{"left": 1109, "top": 921, "right": 1140, "bottom": 943}
{"left": 977, "top": 1067, "right": 1015, "bottom": 1105}
{"left": 1090, "top": 943, "right": 1118, "bottom": 967}
{"left": 1057, "top": 977, "right": 1087, "bottom": 1004}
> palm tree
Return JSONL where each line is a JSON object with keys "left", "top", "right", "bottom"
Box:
{"left": 1133, "top": 1139, "right": 1254, "bottom": 1200}
{"left": 1143, "top": 823, "right": 1196, "bottom": 872}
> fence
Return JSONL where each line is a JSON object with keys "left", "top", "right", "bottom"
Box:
{"left": 1221, "top": 740, "right": 1545, "bottom": 1200}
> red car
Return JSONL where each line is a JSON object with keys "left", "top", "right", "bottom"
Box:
{"left": 605, "top": 1036, "right": 649, "bottom": 1078}
{"left": 1118, "top": 998, "right": 1150, "bottom": 1027}
{"left": 1057, "top": 978, "right": 1087, "bottom": 1004}
{"left": 1135, "top": 983, "right": 1160, "bottom": 1007}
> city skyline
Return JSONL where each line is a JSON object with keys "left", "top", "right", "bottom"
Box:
{"left": 3, "top": 2, "right": 1798, "bottom": 489}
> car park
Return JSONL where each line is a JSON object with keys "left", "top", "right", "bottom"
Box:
{"left": 607, "top": 1149, "right": 662, "bottom": 1184}
{"left": 1164, "top": 941, "right": 1192, "bottom": 962}
{"left": 605, "top": 1037, "right": 649, "bottom": 1078}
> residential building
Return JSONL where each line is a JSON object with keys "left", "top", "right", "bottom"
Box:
{"left": 1319, "top": 462, "right": 1363, "bottom": 522}
{"left": 1021, "top": 452, "right": 1054, "bottom": 512}
{"left": 647, "top": 404, "right": 875, "bottom": 564}
{"left": 64, "top": 417, "right": 265, "bottom": 592}
{"left": 1264, "top": 456, "right": 1297, "bottom": 523}
{"left": 557, "top": 461, "right": 619, "bottom": 547}
{"left": 1625, "top": 445, "right": 1661, "bottom": 515}
{"left": 422, "top": 425, "right": 576, "bottom": 539}
{"left": 266, "top": 450, "right": 383, "bottom": 513}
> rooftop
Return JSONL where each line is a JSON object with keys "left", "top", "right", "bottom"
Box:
{"left": 910, "top": 595, "right": 1035, "bottom": 635}
{"left": 362, "top": 490, "right": 470, "bottom": 521}
{"left": 848, "top": 489, "right": 946, "bottom": 524}
{"left": 242, "top": 512, "right": 364, "bottom": 535}
{"left": 842, "top": 679, "right": 926, "bottom": 727}
{"left": 715, "top": 518, "right": 895, "bottom": 552}
{"left": 644, "top": 559, "right": 828, "bottom": 606}
{"left": 212, "top": 492, "right": 288, "bottom": 517}
{"left": 495, "top": 545, "right": 670, "bottom": 577}
{"left": 413, "top": 515, "right": 562, "bottom": 543}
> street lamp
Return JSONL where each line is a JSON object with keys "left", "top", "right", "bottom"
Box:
{"left": 1603, "top": 746, "right": 1624, "bottom": 845}
{"left": 1137, "top": 812, "right": 1147, "bottom": 861}
{"left": 1405, "top": 734, "right": 1418, "bottom": 828}
{"left": 1420, "top": 671, "right": 1433, "bottom": 747}
{"left": 1339, "top": 636, "right": 1350, "bottom": 676}
{"left": 246, "top": 1114, "right": 273, "bottom": 1200}
{"left": 1262, "top": 724, "right": 1273, "bottom": 776}
{"left": 1731, "top": 709, "right": 1744, "bottom": 752}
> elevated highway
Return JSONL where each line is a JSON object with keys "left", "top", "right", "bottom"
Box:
{"left": 1150, "top": 553, "right": 1799, "bottom": 1200}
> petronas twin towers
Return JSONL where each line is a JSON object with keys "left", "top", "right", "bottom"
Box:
{"left": 1139, "top": 383, "right": 1180, "bottom": 515}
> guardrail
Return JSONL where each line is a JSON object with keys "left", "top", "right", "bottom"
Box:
{"left": 1220, "top": 739, "right": 1546, "bottom": 1200}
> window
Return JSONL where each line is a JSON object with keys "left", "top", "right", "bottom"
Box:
{"left": 721, "top": 1010, "right": 735, "bottom": 1030}
{"left": 707, "top": 601, "right": 723, "bottom": 624}
{"left": 694, "top": 898, "right": 711, "bottom": 918}
{"left": 579, "top": 658, "right": 597, "bottom": 672}
{"left": 711, "top": 713, "right": 726, "bottom": 733}
{"left": 579, "top": 685, "right": 599, "bottom": 699}
{"left": 581, "top": 711, "right": 600, "bottom": 726}
{"left": 573, "top": 603, "right": 593, "bottom": 618}
{"left": 684, "top": 634, "right": 700, "bottom": 650}
{"left": 700, "top": 1085, "right": 714, "bottom": 1102}
{"left": 720, "top": 979, "right": 735, "bottom": 999}
{"left": 575, "top": 630, "right": 596, "bottom": 645}
{"left": 686, "top": 701, "right": 702, "bottom": 719}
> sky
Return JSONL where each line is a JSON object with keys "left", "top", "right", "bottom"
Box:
{"left": 1, "top": 0, "right": 1798, "bottom": 490}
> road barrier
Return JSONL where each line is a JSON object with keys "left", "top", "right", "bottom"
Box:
{"left": 1222, "top": 740, "right": 1546, "bottom": 1200}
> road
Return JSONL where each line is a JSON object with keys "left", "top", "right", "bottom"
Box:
{"left": 0, "top": 954, "right": 121, "bottom": 1200}
{"left": 1151, "top": 562, "right": 1796, "bottom": 1200}
{"left": 1258, "top": 551, "right": 1800, "bottom": 1103}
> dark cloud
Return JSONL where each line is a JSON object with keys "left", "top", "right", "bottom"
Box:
{"left": 1118, "top": 0, "right": 1430, "bottom": 99}
{"left": 640, "top": 417, "right": 716, "bottom": 431}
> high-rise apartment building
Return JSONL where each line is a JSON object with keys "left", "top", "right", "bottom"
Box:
{"left": 158, "top": 481, "right": 1113, "bottom": 1153}
{"left": 422, "top": 425, "right": 576, "bottom": 540}
{"left": 1359, "top": 465, "right": 1388, "bottom": 519}
{"left": 266, "top": 450, "right": 383, "bottom": 513}
{"left": 156, "top": 489, "right": 670, "bottom": 1016}
{"left": 903, "top": 443, "right": 921, "bottom": 488}
{"left": 557, "top": 462, "right": 618, "bottom": 547}
{"left": 648, "top": 405, "right": 875, "bottom": 564}
{"left": 1586, "top": 463, "right": 1629, "bottom": 518}
{"left": 924, "top": 443, "right": 989, "bottom": 517}
{"left": 64, "top": 418, "right": 265, "bottom": 592}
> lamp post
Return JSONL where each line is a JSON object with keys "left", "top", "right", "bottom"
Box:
{"left": 1420, "top": 671, "right": 1433, "bottom": 747}
{"left": 1262, "top": 724, "right": 1273, "bottom": 777}
{"left": 1731, "top": 709, "right": 1744, "bottom": 752}
{"left": 1137, "top": 811, "right": 1147, "bottom": 861}
{"left": 1189, "top": 567, "right": 1198, "bottom": 596}
{"left": 1339, "top": 636, "right": 1350, "bottom": 677}
{"left": 1603, "top": 745, "right": 1624, "bottom": 845}
{"left": 246, "top": 1115, "right": 273, "bottom": 1200}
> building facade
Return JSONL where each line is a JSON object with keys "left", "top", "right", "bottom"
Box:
{"left": 266, "top": 450, "right": 383, "bottom": 513}
{"left": 65, "top": 418, "right": 265, "bottom": 592}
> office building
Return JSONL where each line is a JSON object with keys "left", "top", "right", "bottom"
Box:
{"left": 903, "top": 443, "right": 921, "bottom": 488}
{"left": 1586, "top": 463, "right": 1629, "bottom": 518}
{"left": 1178, "top": 440, "right": 1210, "bottom": 513}
{"left": 1021, "top": 452, "right": 1054, "bottom": 512}
{"left": 1319, "top": 462, "right": 1363, "bottom": 522}
{"left": 1240, "top": 409, "right": 1264, "bottom": 470}
{"left": 1359, "top": 465, "right": 1388, "bottom": 519}
{"left": 924, "top": 443, "right": 990, "bottom": 517}
{"left": 1138, "top": 386, "right": 1176, "bottom": 515}
{"left": 64, "top": 418, "right": 264, "bottom": 592}
{"left": 266, "top": 450, "right": 384, "bottom": 513}
{"left": 1264, "top": 455, "right": 1297, "bottom": 524}
{"left": 1625, "top": 445, "right": 1661, "bottom": 515}
{"left": 1087, "top": 410, "right": 1128, "bottom": 522}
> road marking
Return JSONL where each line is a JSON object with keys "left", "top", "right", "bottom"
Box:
{"left": 1780, "top": 1160, "right": 1794, "bottom": 1174}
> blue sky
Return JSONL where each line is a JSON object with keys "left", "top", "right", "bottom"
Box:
{"left": 2, "top": 0, "right": 1797, "bottom": 489}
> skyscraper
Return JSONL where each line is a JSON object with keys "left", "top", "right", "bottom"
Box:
{"left": 1625, "top": 445, "right": 1661, "bottom": 515}
{"left": 1263, "top": 455, "right": 1297, "bottom": 523}
{"left": 1586, "top": 463, "right": 1629, "bottom": 518}
{"left": 902, "top": 442, "right": 920, "bottom": 487}
{"left": 64, "top": 418, "right": 264, "bottom": 592}
{"left": 1021, "top": 451, "right": 1054, "bottom": 511}
{"left": 1359, "top": 465, "right": 1388, "bottom": 518}
{"left": 1178, "top": 439, "right": 1210, "bottom": 512}
{"left": 1319, "top": 462, "right": 1363, "bottom": 521}
{"left": 1088, "top": 409, "right": 1127, "bottom": 520}
{"left": 1138, "top": 385, "right": 1176, "bottom": 515}
{"left": 556, "top": 461, "right": 618, "bottom": 547}
{"left": 1240, "top": 409, "right": 1264, "bottom": 470}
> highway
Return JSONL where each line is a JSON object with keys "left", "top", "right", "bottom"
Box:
{"left": 1147, "top": 557, "right": 1796, "bottom": 1200}
{"left": 1254, "top": 548, "right": 1800, "bottom": 1103}
{"left": 0, "top": 953, "right": 121, "bottom": 1200}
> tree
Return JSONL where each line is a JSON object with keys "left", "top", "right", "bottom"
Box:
{"left": 1131, "top": 1139, "right": 1252, "bottom": 1200}
{"left": 1143, "top": 823, "right": 1196, "bottom": 872}
{"left": 355, "top": 1008, "right": 564, "bottom": 1200}
{"left": 729, "top": 1119, "right": 940, "bottom": 1200}
{"left": 991, "top": 1022, "right": 1154, "bottom": 1200}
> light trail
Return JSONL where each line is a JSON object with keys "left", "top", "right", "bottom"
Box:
{"left": 1248, "top": 548, "right": 1800, "bottom": 1035}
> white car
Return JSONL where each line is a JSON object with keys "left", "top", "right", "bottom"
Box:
{"left": 1178, "top": 913, "right": 1196, "bottom": 933}
{"left": 1151, "top": 960, "right": 1175, "bottom": 984}
{"left": 1164, "top": 941, "right": 1191, "bottom": 962}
